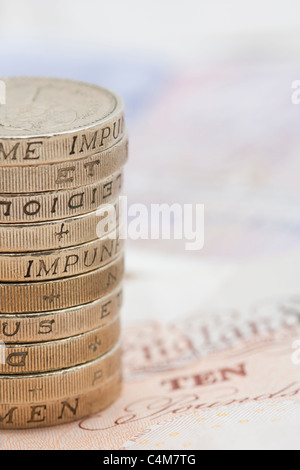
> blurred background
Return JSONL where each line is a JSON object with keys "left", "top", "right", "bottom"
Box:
{"left": 1, "top": 0, "right": 300, "bottom": 321}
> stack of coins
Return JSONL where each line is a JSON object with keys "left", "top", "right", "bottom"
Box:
{"left": 0, "top": 78, "right": 128, "bottom": 428}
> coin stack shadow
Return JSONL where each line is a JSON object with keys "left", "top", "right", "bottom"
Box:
{"left": 0, "top": 78, "right": 128, "bottom": 428}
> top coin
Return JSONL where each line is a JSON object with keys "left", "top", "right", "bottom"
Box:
{"left": 0, "top": 77, "right": 125, "bottom": 165}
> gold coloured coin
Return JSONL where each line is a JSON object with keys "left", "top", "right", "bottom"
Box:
{"left": 0, "top": 254, "right": 124, "bottom": 313}
{"left": 0, "top": 315, "right": 120, "bottom": 374}
{"left": 0, "top": 199, "right": 121, "bottom": 252}
{"left": 0, "top": 286, "right": 122, "bottom": 344}
{"left": 0, "top": 342, "right": 121, "bottom": 403}
{"left": 0, "top": 229, "right": 123, "bottom": 282}
{"left": 0, "top": 170, "right": 123, "bottom": 223}
{"left": 0, "top": 373, "right": 122, "bottom": 429}
{"left": 0, "top": 78, "right": 125, "bottom": 164}
{"left": 0, "top": 135, "right": 128, "bottom": 194}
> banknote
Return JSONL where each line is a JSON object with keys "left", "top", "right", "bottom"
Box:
{"left": 0, "top": 247, "right": 299, "bottom": 450}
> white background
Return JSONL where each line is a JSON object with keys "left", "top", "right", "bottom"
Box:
{"left": 0, "top": 0, "right": 299, "bottom": 62}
